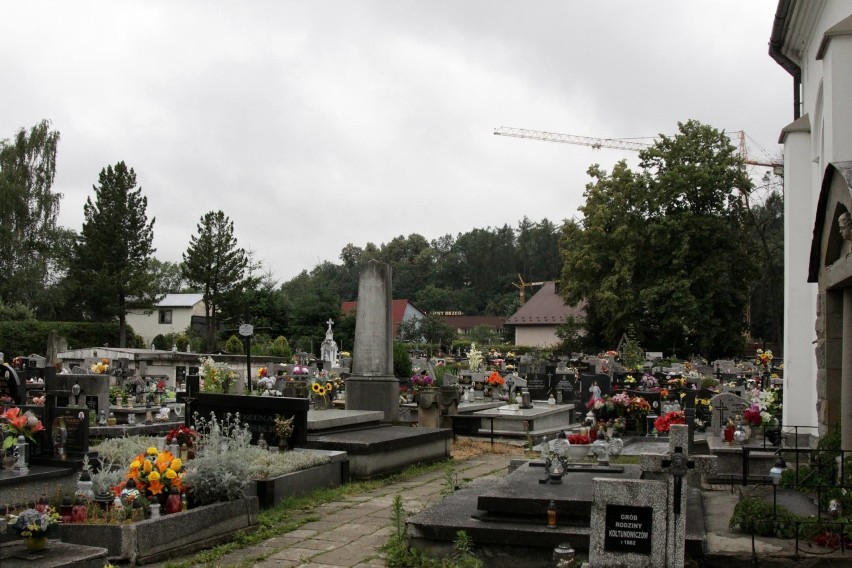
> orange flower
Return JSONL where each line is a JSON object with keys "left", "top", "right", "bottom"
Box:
{"left": 147, "top": 478, "right": 165, "bottom": 495}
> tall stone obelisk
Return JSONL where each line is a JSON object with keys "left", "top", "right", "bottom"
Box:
{"left": 345, "top": 260, "right": 399, "bottom": 421}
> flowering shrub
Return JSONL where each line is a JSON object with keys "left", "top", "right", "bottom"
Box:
{"left": 654, "top": 410, "right": 686, "bottom": 433}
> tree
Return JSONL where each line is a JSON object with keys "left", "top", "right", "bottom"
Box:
{"left": 560, "top": 120, "right": 755, "bottom": 358}
{"left": 72, "top": 162, "right": 158, "bottom": 347}
{"left": 149, "top": 259, "right": 189, "bottom": 294}
{"left": 182, "top": 211, "right": 247, "bottom": 351}
{"left": 0, "top": 120, "right": 66, "bottom": 313}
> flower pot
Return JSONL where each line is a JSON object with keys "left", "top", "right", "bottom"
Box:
{"left": 566, "top": 444, "right": 591, "bottom": 459}
{"left": 24, "top": 535, "right": 48, "bottom": 552}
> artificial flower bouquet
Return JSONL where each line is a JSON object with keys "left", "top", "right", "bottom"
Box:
{"left": 485, "top": 371, "right": 505, "bottom": 388}
{"left": 654, "top": 410, "right": 686, "bottom": 433}
{"left": 410, "top": 373, "right": 434, "bottom": 390}
{"left": 7, "top": 506, "right": 60, "bottom": 538}
{"left": 1, "top": 407, "right": 45, "bottom": 450}
{"left": 127, "top": 447, "right": 186, "bottom": 497}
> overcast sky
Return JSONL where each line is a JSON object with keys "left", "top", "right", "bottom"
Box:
{"left": 1, "top": 1, "right": 792, "bottom": 284}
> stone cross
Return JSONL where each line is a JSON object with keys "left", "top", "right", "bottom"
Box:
{"left": 640, "top": 424, "right": 716, "bottom": 567}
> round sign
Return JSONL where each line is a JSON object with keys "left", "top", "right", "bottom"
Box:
{"left": 238, "top": 324, "right": 254, "bottom": 337}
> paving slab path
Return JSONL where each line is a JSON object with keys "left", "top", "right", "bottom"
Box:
{"left": 147, "top": 452, "right": 515, "bottom": 568}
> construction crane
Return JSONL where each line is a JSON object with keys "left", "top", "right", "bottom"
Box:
{"left": 513, "top": 274, "right": 544, "bottom": 305}
{"left": 493, "top": 126, "right": 783, "bottom": 172}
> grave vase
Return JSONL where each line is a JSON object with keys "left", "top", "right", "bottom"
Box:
{"left": 23, "top": 535, "right": 48, "bottom": 552}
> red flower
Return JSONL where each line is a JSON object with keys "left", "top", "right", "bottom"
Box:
{"left": 654, "top": 411, "right": 686, "bottom": 433}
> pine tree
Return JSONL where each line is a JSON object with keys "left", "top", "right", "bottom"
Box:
{"left": 182, "top": 211, "right": 247, "bottom": 351}
{"left": 72, "top": 162, "right": 158, "bottom": 346}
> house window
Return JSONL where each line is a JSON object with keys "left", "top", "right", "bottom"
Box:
{"left": 159, "top": 309, "right": 173, "bottom": 324}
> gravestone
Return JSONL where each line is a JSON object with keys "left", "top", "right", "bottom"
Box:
{"left": 526, "top": 373, "right": 549, "bottom": 400}
{"left": 636, "top": 424, "right": 717, "bottom": 567}
{"left": 191, "top": 393, "right": 309, "bottom": 447}
{"left": 46, "top": 407, "right": 90, "bottom": 458}
{"left": 0, "top": 363, "right": 24, "bottom": 404}
{"left": 580, "top": 374, "right": 611, "bottom": 405}
{"left": 46, "top": 373, "right": 110, "bottom": 420}
{"left": 709, "top": 392, "right": 750, "bottom": 438}
{"left": 345, "top": 260, "right": 399, "bottom": 421}
{"left": 588, "top": 478, "right": 667, "bottom": 566}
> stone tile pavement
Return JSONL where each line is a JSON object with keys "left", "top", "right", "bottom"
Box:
{"left": 148, "top": 452, "right": 516, "bottom": 568}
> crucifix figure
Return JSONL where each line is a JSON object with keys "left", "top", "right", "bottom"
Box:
{"left": 661, "top": 446, "right": 694, "bottom": 516}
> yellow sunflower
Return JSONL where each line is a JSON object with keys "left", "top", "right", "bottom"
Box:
{"left": 311, "top": 383, "right": 321, "bottom": 393}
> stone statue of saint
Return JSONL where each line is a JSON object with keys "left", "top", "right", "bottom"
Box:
{"left": 468, "top": 344, "right": 483, "bottom": 373}
{"left": 320, "top": 319, "right": 339, "bottom": 369}
{"left": 840, "top": 212, "right": 852, "bottom": 254}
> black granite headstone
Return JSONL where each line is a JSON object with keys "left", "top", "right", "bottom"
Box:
{"left": 191, "top": 393, "right": 309, "bottom": 447}
{"left": 580, "top": 374, "right": 611, "bottom": 405}
{"left": 50, "top": 408, "right": 90, "bottom": 457}
{"left": 525, "top": 374, "right": 549, "bottom": 400}
{"left": 0, "top": 363, "right": 23, "bottom": 404}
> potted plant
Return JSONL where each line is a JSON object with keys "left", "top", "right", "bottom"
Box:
{"left": 566, "top": 433, "right": 591, "bottom": 459}
{"left": 7, "top": 506, "right": 61, "bottom": 551}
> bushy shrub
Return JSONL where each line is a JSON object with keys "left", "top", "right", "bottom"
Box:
{"left": 225, "top": 335, "right": 243, "bottom": 354}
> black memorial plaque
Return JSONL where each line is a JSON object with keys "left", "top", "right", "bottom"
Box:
{"left": 556, "top": 374, "right": 575, "bottom": 394}
{"left": 604, "top": 504, "right": 653, "bottom": 554}
{"left": 525, "top": 374, "right": 548, "bottom": 400}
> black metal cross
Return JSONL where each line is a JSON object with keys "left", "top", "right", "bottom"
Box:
{"left": 661, "top": 446, "right": 695, "bottom": 516}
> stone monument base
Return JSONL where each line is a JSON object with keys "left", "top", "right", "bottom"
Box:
{"left": 345, "top": 376, "right": 400, "bottom": 422}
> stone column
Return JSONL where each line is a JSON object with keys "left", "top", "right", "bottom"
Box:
{"left": 842, "top": 289, "right": 852, "bottom": 451}
{"left": 345, "top": 260, "right": 399, "bottom": 421}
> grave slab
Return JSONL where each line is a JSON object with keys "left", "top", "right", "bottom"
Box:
{"left": 0, "top": 539, "right": 108, "bottom": 568}
{"left": 303, "top": 425, "right": 451, "bottom": 478}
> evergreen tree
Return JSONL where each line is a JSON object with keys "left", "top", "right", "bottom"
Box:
{"left": 182, "top": 211, "right": 247, "bottom": 351}
{"left": 72, "top": 162, "right": 158, "bottom": 347}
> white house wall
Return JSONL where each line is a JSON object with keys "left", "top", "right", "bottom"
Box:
{"left": 781, "top": 2, "right": 852, "bottom": 434}
{"left": 126, "top": 307, "right": 196, "bottom": 347}
{"left": 514, "top": 326, "right": 559, "bottom": 348}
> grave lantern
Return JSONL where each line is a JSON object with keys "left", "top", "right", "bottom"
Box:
{"left": 769, "top": 454, "right": 787, "bottom": 513}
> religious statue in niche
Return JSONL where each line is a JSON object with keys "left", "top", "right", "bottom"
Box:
{"left": 840, "top": 211, "right": 852, "bottom": 255}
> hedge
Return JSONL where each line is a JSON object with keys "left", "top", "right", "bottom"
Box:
{"left": 0, "top": 321, "right": 130, "bottom": 360}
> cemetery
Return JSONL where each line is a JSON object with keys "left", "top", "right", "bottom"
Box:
{"left": 0, "top": 259, "right": 847, "bottom": 568}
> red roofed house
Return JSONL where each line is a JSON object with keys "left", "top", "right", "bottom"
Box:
{"left": 504, "top": 281, "right": 585, "bottom": 347}
{"left": 340, "top": 299, "right": 427, "bottom": 338}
